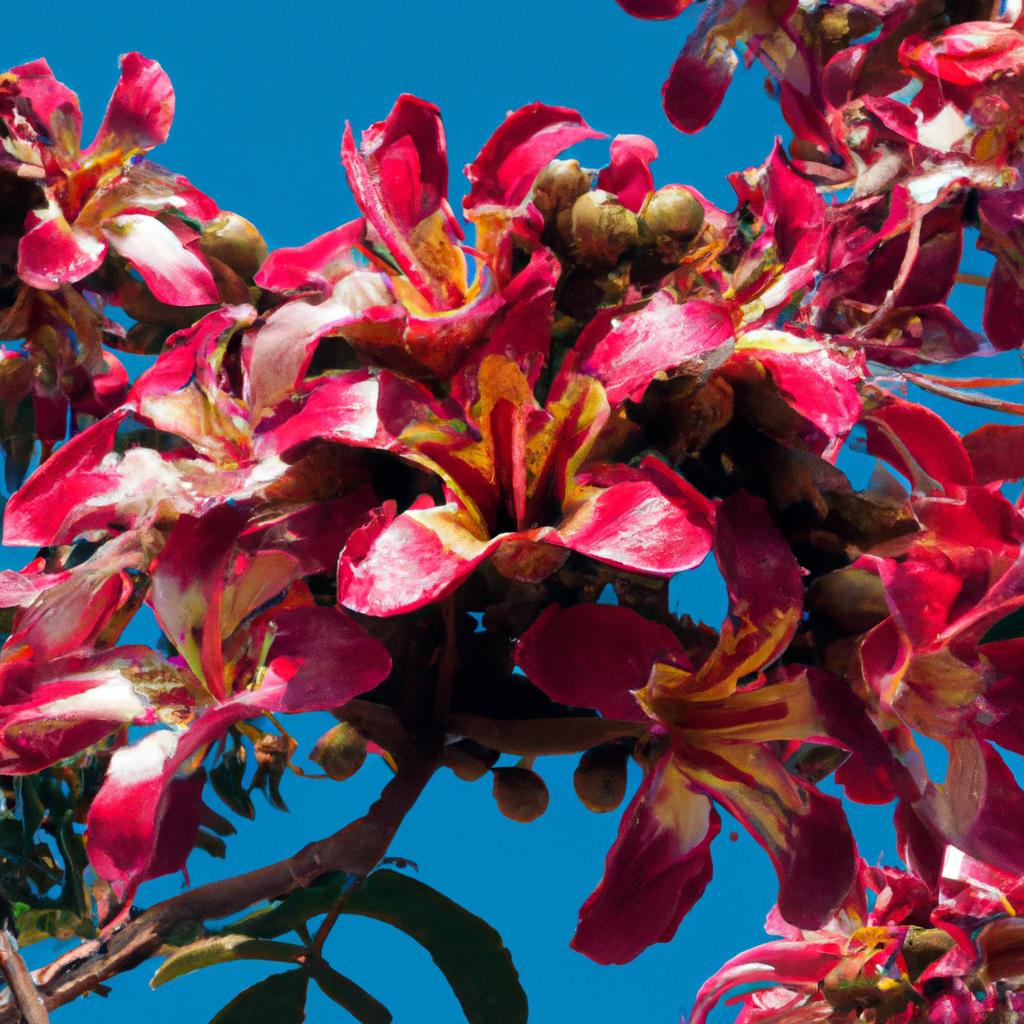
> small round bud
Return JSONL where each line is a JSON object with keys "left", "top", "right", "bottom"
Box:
{"left": 310, "top": 723, "right": 367, "bottom": 781}
{"left": 570, "top": 190, "right": 639, "bottom": 265}
{"left": 491, "top": 766, "right": 550, "bottom": 823}
{"left": 199, "top": 212, "right": 268, "bottom": 281}
{"left": 573, "top": 745, "right": 629, "bottom": 813}
{"left": 442, "top": 739, "right": 499, "bottom": 782}
{"left": 532, "top": 159, "right": 593, "bottom": 219}
{"left": 640, "top": 187, "right": 704, "bottom": 241}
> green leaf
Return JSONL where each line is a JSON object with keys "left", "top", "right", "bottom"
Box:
{"left": 152, "top": 935, "right": 305, "bottom": 988}
{"left": 226, "top": 872, "right": 352, "bottom": 939}
{"left": 308, "top": 960, "right": 392, "bottom": 1024}
{"left": 341, "top": 870, "right": 528, "bottom": 1024}
{"left": 209, "top": 969, "right": 308, "bottom": 1024}
{"left": 982, "top": 606, "right": 1024, "bottom": 643}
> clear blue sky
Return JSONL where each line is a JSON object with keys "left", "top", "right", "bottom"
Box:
{"left": 3, "top": 3, "right": 1019, "bottom": 1021}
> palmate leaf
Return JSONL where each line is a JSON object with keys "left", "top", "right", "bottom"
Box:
{"left": 208, "top": 969, "right": 308, "bottom": 1024}
{"left": 307, "top": 960, "right": 393, "bottom": 1024}
{"left": 340, "top": 870, "right": 529, "bottom": 1024}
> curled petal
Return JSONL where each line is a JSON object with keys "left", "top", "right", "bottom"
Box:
{"left": 689, "top": 940, "right": 843, "bottom": 1024}
{"left": 18, "top": 211, "right": 106, "bottom": 290}
{"left": 516, "top": 603, "right": 686, "bottom": 719}
{"left": 464, "top": 103, "right": 604, "bottom": 214}
{"left": 573, "top": 756, "right": 720, "bottom": 964}
{"left": 596, "top": 134, "right": 658, "bottom": 212}
{"left": 103, "top": 214, "right": 219, "bottom": 307}
{"left": 7, "top": 58, "right": 82, "bottom": 143}
{"left": 899, "top": 23, "right": 1024, "bottom": 87}
{"left": 254, "top": 221, "right": 365, "bottom": 295}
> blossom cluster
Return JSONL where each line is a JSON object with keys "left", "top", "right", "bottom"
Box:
{"left": 1, "top": 1, "right": 1024, "bottom": 1016}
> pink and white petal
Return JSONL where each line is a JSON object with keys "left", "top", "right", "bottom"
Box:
{"left": 258, "top": 371, "right": 384, "bottom": 456}
{"left": 596, "top": 134, "right": 658, "bottom": 212}
{"left": 0, "top": 675, "right": 152, "bottom": 775}
{"left": 689, "top": 940, "right": 843, "bottom": 1024}
{"left": 576, "top": 291, "right": 734, "bottom": 404}
{"left": 2, "top": 411, "right": 126, "bottom": 546}
{"left": 18, "top": 212, "right": 107, "bottom": 290}
{"left": 516, "top": 603, "right": 686, "bottom": 719}
{"left": 464, "top": 104, "right": 605, "bottom": 215}
{"left": 554, "top": 459, "right": 715, "bottom": 576}
{"left": 104, "top": 214, "right": 218, "bottom": 306}
{"left": 149, "top": 505, "right": 247, "bottom": 694}
{"left": 87, "top": 52, "right": 174, "bottom": 156}
{"left": 337, "top": 502, "right": 497, "bottom": 616}
{"left": 572, "top": 755, "right": 720, "bottom": 965}
{"left": 243, "top": 275, "right": 393, "bottom": 420}
{"left": 258, "top": 606, "right": 392, "bottom": 713}
{"left": 254, "top": 221, "right": 366, "bottom": 295}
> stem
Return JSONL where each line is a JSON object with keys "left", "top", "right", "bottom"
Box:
{"left": 1, "top": 758, "right": 435, "bottom": 1021}
{"left": 0, "top": 929, "right": 49, "bottom": 1024}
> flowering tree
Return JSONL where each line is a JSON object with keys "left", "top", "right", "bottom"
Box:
{"left": 1, "top": 2, "right": 1024, "bottom": 1019}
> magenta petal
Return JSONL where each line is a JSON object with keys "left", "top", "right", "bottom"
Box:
{"left": 596, "top": 134, "right": 658, "bottom": 212}
{"left": 104, "top": 214, "right": 218, "bottom": 306}
{"left": 615, "top": 0, "right": 692, "bottom": 16}
{"left": 572, "top": 756, "right": 720, "bottom": 965}
{"left": 689, "top": 940, "right": 843, "bottom": 1024}
{"left": 87, "top": 51, "right": 174, "bottom": 155}
{"left": 254, "top": 221, "right": 365, "bottom": 295}
{"left": 260, "top": 606, "right": 392, "bottom": 712}
{"left": 984, "top": 259, "right": 1024, "bottom": 351}
{"left": 663, "top": 34, "right": 737, "bottom": 134}
{"left": 2, "top": 412, "right": 125, "bottom": 546}
{"left": 516, "top": 603, "right": 686, "bottom": 718}
{"left": 464, "top": 103, "right": 605, "bottom": 213}
{"left": 18, "top": 213, "right": 107, "bottom": 290}
{"left": 577, "top": 291, "right": 733, "bottom": 404}
{"left": 964, "top": 425, "right": 1024, "bottom": 484}
{"left": 8, "top": 58, "right": 82, "bottom": 142}
{"left": 555, "top": 457, "right": 715, "bottom": 575}
{"left": 337, "top": 503, "right": 496, "bottom": 616}
{"left": 258, "top": 372, "right": 383, "bottom": 456}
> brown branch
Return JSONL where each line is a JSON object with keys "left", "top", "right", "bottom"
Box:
{"left": 1, "top": 757, "right": 435, "bottom": 1021}
{"left": 0, "top": 929, "right": 49, "bottom": 1024}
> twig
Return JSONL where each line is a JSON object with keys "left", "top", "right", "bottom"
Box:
{"left": 1, "top": 757, "right": 436, "bottom": 1021}
{"left": 0, "top": 928, "right": 49, "bottom": 1024}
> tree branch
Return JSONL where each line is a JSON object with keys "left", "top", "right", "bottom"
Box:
{"left": 0, "top": 929, "right": 48, "bottom": 1024}
{"left": 0, "top": 758, "right": 435, "bottom": 1021}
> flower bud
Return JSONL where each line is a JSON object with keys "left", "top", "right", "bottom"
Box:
{"left": 640, "top": 186, "right": 704, "bottom": 241}
{"left": 573, "top": 745, "right": 628, "bottom": 813}
{"left": 491, "top": 766, "right": 550, "bottom": 823}
{"left": 570, "top": 189, "right": 639, "bottom": 265}
{"left": 199, "top": 212, "right": 268, "bottom": 281}
{"left": 254, "top": 733, "right": 295, "bottom": 778}
{"left": 532, "top": 159, "right": 593, "bottom": 219}
{"left": 310, "top": 722, "right": 367, "bottom": 781}
{"left": 442, "top": 739, "right": 499, "bottom": 782}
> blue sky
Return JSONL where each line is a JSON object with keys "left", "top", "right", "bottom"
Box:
{"left": 4, "top": 2, "right": 1022, "bottom": 1022}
